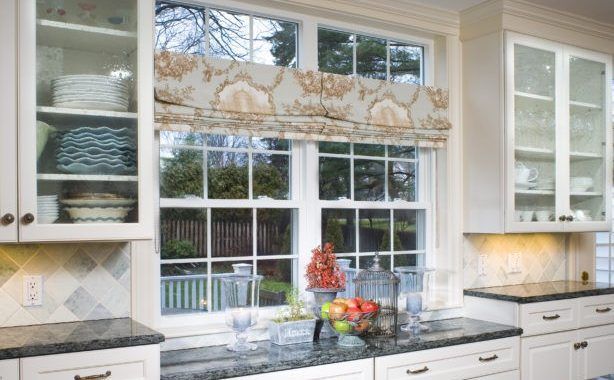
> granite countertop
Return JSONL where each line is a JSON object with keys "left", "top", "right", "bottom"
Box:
{"left": 464, "top": 281, "right": 614, "bottom": 304}
{"left": 0, "top": 318, "right": 164, "bottom": 360}
{"left": 160, "top": 317, "right": 522, "bottom": 380}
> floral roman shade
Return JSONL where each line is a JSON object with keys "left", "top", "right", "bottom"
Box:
{"left": 154, "top": 51, "right": 452, "bottom": 147}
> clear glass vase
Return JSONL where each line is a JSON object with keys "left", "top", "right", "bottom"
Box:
{"left": 221, "top": 274, "right": 263, "bottom": 352}
{"left": 394, "top": 266, "right": 434, "bottom": 334}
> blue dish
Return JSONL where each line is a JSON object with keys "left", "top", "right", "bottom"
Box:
{"left": 57, "top": 146, "right": 136, "bottom": 156}
{"left": 57, "top": 162, "right": 136, "bottom": 175}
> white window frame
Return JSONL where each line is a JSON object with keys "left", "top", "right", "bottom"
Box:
{"left": 138, "top": 0, "right": 448, "bottom": 337}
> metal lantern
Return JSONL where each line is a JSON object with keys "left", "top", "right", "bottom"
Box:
{"left": 353, "top": 253, "right": 400, "bottom": 337}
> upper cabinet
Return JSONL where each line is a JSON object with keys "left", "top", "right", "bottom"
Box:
{"left": 0, "top": 0, "right": 154, "bottom": 242}
{"left": 463, "top": 31, "right": 612, "bottom": 233}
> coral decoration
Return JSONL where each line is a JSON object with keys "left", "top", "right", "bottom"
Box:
{"left": 305, "top": 242, "right": 346, "bottom": 289}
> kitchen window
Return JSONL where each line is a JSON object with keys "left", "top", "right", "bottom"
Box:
{"left": 159, "top": 133, "right": 299, "bottom": 315}
{"left": 317, "top": 27, "right": 424, "bottom": 84}
{"left": 155, "top": 1, "right": 298, "bottom": 66}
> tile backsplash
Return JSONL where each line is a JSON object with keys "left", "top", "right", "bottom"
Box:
{"left": 463, "top": 234, "right": 567, "bottom": 289}
{"left": 0, "top": 243, "right": 130, "bottom": 327}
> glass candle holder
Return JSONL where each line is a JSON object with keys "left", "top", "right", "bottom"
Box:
{"left": 220, "top": 274, "right": 263, "bottom": 352}
{"left": 394, "top": 266, "right": 435, "bottom": 334}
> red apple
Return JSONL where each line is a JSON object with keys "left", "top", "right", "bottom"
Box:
{"left": 360, "top": 300, "right": 379, "bottom": 314}
{"left": 346, "top": 306, "right": 362, "bottom": 322}
{"left": 329, "top": 302, "right": 348, "bottom": 320}
{"left": 346, "top": 298, "right": 360, "bottom": 309}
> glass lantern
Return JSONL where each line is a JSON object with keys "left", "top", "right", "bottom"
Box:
{"left": 394, "top": 266, "right": 435, "bottom": 334}
{"left": 220, "top": 274, "right": 263, "bottom": 352}
{"left": 354, "top": 253, "right": 399, "bottom": 337}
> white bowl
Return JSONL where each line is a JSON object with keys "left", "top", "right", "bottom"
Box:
{"left": 64, "top": 207, "right": 132, "bottom": 222}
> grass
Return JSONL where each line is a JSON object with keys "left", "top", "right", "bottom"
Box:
{"left": 261, "top": 279, "right": 293, "bottom": 294}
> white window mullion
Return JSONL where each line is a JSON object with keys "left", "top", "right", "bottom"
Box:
{"left": 204, "top": 8, "right": 210, "bottom": 56}
{"left": 249, "top": 14, "right": 254, "bottom": 62}
{"left": 206, "top": 207, "right": 212, "bottom": 311}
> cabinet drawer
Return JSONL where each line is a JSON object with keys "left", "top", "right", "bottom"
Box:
{"left": 375, "top": 337, "right": 519, "bottom": 380}
{"left": 0, "top": 359, "right": 18, "bottom": 380}
{"left": 21, "top": 345, "right": 159, "bottom": 380}
{"left": 578, "top": 294, "right": 614, "bottom": 328}
{"left": 468, "top": 370, "right": 519, "bottom": 379}
{"left": 519, "top": 299, "right": 577, "bottom": 336}
{"left": 238, "top": 359, "right": 373, "bottom": 380}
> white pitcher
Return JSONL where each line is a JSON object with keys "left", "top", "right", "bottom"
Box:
{"left": 515, "top": 162, "right": 538, "bottom": 183}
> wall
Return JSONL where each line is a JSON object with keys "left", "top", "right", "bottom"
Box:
{"left": 0, "top": 243, "right": 130, "bottom": 327}
{"left": 463, "top": 233, "right": 567, "bottom": 289}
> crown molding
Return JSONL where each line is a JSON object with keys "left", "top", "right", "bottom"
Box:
{"left": 265, "top": 0, "right": 460, "bottom": 36}
{"left": 461, "top": 0, "right": 614, "bottom": 41}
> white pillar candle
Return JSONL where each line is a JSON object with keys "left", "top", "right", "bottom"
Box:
{"left": 232, "top": 308, "right": 252, "bottom": 330}
{"left": 406, "top": 293, "right": 422, "bottom": 315}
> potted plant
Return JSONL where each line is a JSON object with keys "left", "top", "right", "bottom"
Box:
{"left": 268, "top": 288, "right": 316, "bottom": 345}
{"left": 305, "top": 242, "right": 346, "bottom": 305}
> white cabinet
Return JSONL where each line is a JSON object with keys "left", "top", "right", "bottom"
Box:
{"left": 577, "top": 324, "right": 614, "bottom": 379}
{"left": 469, "top": 370, "right": 519, "bottom": 380}
{"left": 20, "top": 345, "right": 159, "bottom": 380}
{"left": 0, "top": 0, "right": 153, "bottom": 242}
{"left": 521, "top": 331, "right": 577, "bottom": 380}
{"left": 463, "top": 31, "right": 612, "bottom": 233}
{"left": 0, "top": 359, "right": 19, "bottom": 380}
{"left": 237, "top": 359, "right": 373, "bottom": 380}
{"left": 374, "top": 337, "right": 519, "bottom": 380}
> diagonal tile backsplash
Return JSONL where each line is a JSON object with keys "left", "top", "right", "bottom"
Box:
{"left": 464, "top": 234, "right": 567, "bottom": 289}
{"left": 0, "top": 243, "right": 130, "bottom": 327}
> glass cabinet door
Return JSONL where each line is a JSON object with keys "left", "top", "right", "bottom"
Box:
{"left": 19, "top": 0, "right": 152, "bottom": 241}
{"left": 511, "top": 42, "right": 559, "bottom": 226}
{"left": 567, "top": 53, "right": 608, "bottom": 225}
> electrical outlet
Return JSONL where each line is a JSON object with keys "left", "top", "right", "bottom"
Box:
{"left": 23, "top": 275, "right": 43, "bottom": 307}
{"left": 507, "top": 252, "right": 522, "bottom": 273}
{"left": 478, "top": 254, "right": 487, "bottom": 276}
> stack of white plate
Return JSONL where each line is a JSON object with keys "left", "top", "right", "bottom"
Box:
{"left": 51, "top": 75, "right": 129, "bottom": 112}
{"left": 37, "top": 195, "right": 59, "bottom": 224}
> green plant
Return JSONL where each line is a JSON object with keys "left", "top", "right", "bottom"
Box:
{"left": 272, "top": 288, "right": 314, "bottom": 323}
{"left": 161, "top": 239, "right": 196, "bottom": 259}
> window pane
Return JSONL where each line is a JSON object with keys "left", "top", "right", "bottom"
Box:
{"left": 319, "top": 141, "right": 350, "bottom": 154}
{"left": 207, "top": 134, "right": 249, "bottom": 148}
{"left": 155, "top": 2, "right": 206, "bottom": 54}
{"left": 354, "top": 143, "right": 385, "bottom": 157}
{"left": 354, "top": 159, "right": 385, "bottom": 201}
{"left": 212, "top": 261, "right": 252, "bottom": 312}
{"left": 390, "top": 42, "right": 422, "bottom": 84}
{"left": 257, "top": 209, "right": 293, "bottom": 256}
{"left": 389, "top": 145, "right": 415, "bottom": 159}
{"left": 322, "top": 209, "right": 356, "bottom": 253}
{"left": 207, "top": 152, "right": 248, "bottom": 199}
{"left": 160, "top": 147, "right": 203, "bottom": 198}
{"left": 161, "top": 263, "right": 208, "bottom": 314}
{"left": 394, "top": 210, "right": 417, "bottom": 251}
{"left": 258, "top": 259, "right": 293, "bottom": 306}
{"left": 318, "top": 28, "right": 353, "bottom": 75}
{"left": 253, "top": 17, "right": 297, "bottom": 67}
{"left": 252, "top": 137, "right": 290, "bottom": 151}
{"left": 388, "top": 161, "right": 416, "bottom": 202}
{"left": 160, "top": 208, "right": 207, "bottom": 259}
{"left": 319, "top": 157, "right": 351, "bottom": 200}
{"left": 209, "top": 9, "right": 250, "bottom": 61}
{"left": 359, "top": 209, "right": 390, "bottom": 252}
{"left": 393, "top": 254, "right": 417, "bottom": 268}
{"left": 211, "top": 209, "right": 252, "bottom": 257}
{"left": 253, "top": 154, "right": 289, "bottom": 200}
{"left": 160, "top": 131, "right": 204, "bottom": 146}
{"left": 356, "top": 35, "right": 386, "bottom": 80}
{"left": 359, "top": 254, "right": 391, "bottom": 269}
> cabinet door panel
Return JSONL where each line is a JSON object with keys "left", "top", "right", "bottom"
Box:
{"left": 0, "top": 0, "right": 19, "bottom": 242}
{"left": 17, "top": 0, "right": 153, "bottom": 241}
{"left": 578, "top": 324, "right": 614, "bottom": 379}
{"left": 239, "top": 359, "right": 373, "bottom": 380}
{"left": 0, "top": 359, "right": 19, "bottom": 380}
{"left": 520, "top": 331, "right": 577, "bottom": 380}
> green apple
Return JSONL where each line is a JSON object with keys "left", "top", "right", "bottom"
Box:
{"left": 321, "top": 301, "right": 331, "bottom": 319}
{"left": 333, "top": 320, "right": 352, "bottom": 334}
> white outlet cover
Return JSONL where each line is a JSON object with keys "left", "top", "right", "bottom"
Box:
{"left": 478, "top": 254, "right": 487, "bottom": 276}
{"left": 507, "top": 253, "right": 521, "bottom": 273}
{"left": 23, "top": 275, "right": 43, "bottom": 307}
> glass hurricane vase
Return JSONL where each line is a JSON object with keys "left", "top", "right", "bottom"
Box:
{"left": 221, "top": 274, "right": 263, "bottom": 352}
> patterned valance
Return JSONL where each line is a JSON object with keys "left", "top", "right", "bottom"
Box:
{"left": 154, "top": 51, "right": 452, "bottom": 147}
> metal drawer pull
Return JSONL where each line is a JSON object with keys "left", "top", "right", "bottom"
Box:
{"left": 406, "top": 366, "right": 429, "bottom": 375}
{"left": 542, "top": 314, "right": 560, "bottom": 320}
{"left": 74, "top": 371, "right": 111, "bottom": 380}
{"left": 596, "top": 307, "right": 612, "bottom": 313}
{"left": 479, "top": 354, "right": 499, "bottom": 362}
{"left": 581, "top": 341, "right": 588, "bottom": 348}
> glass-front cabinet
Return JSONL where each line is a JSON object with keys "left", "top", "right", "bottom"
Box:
{"left": 506, "top": 33, "right": 612, "bottom": 232}
{"left": 17, "top": 0, "right": 153, "bottom": 241}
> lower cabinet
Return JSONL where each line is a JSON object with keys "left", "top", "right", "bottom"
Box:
{"left": 374, "top": 337, "right": 519, "bottom": 380}
{"left": 20, "top": 345, "right": 160, "bottom": 380}
{"left": 238, "top": 359, "right": 374, "bottom": 380}
{"left": 469, "top": 370, "right": 520, "bottom": 379}
{"left": 521, "top": 324, "right": 614, "bottom": 380}
{"left": 0, "top": 359, "right": 19, "bottom": 380}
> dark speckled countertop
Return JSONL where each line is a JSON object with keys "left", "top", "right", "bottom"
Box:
{"left": 464, "top": 281, "right": 614, "bottom": 304}
{"left": 0, "top": 318, "right": 164, "bottom": 360}
{"left": 160, "top": 317, "right": 522, "bottom": 380}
